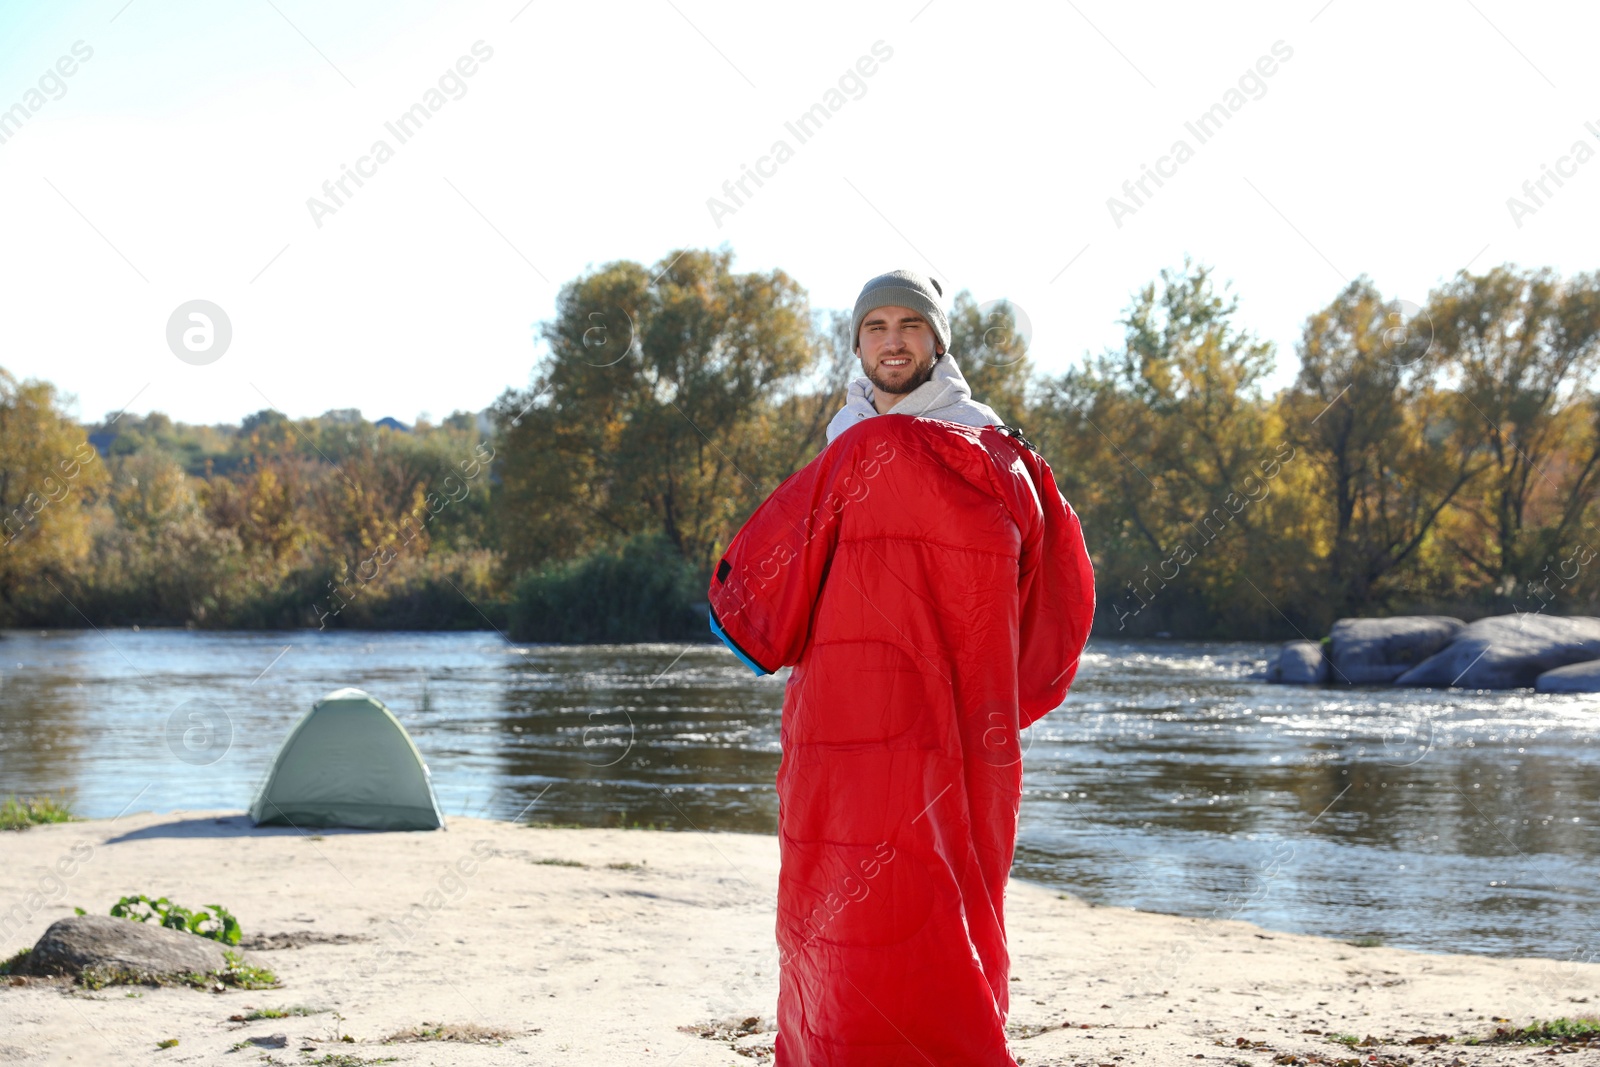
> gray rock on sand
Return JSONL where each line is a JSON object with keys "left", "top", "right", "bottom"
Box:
{"left": 14, "top": 914, "right": 230, "bottom": 979}
{"left": 1327, "top": 616, "right": 1464, "bottom": 684}
{"left": 1396, "top": 614, "right": 1600, "bottom": 689}
{"left": 1267, "top": 640, "right": 1329, "bottom": 684}
{"left": 1535, "top": 658, "right": 1600, "bottom": 693}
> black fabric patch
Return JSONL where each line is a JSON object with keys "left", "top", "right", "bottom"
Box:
{"left": 716, "top": 559, "right": 731, "bottom": 583}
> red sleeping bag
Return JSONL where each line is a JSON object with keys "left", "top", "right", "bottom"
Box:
{"left": 707, "top": 415, "right": 1096, "bottom": 1065}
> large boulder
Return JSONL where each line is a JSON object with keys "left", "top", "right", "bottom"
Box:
{"left": 1535, "top": 659, "right": 1600, "bottom": 693}
{"left": 1267, "top": 640, "right": 1329, "bottom": 684}
{"left": 1396, "top": 615, "right": 1600, "bottom": 689}
{"left": 1327, "top": 616, "right": 1464, "bottom": 684}
{"left": 15, "top": 914, "right": 230, "bottom": 980}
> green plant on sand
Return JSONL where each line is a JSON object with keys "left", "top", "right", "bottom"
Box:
{"left": 77, "top": 950, "right": 278, "bottom": 991}
{"left": 102, "top": 894, "right": 242, "bottom": 945}
{"left": 1471, "top": 1017, "right": 1600, "bottom": 1046}
{"left": 234, "top": 1005, "right": 325, "bottom": 1021}
{"left": 0, "top": 794, "right": 75, "bottom": 830}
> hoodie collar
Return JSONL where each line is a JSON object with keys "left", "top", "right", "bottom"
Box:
{"left": 825, "top": 352, "right": 1001, "bottom": 444}
{"left": 867, "top": 353, "right": 973, "bottom": 417}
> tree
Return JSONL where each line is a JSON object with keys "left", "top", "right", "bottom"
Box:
{"left": 0, "top": 370, "right": 106, "bottom": 619}
{"left": 493, "top": 248, "right": 820, "bottom": 578}
{"left": 1281, "top": 278, "right": 1483, "bottom": 614}
{"left": 947, "top": 292, "right": 1030, "bottom": 426}
{"left": 1428, "top": 266, "right": 1600, "bottom": 592}
{"left": 1032, "top": 260, "right": 1314, "bottom": 635}
{"left": 93, "top": 449, "right": 243, "bottom": 624}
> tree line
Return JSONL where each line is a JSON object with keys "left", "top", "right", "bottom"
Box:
{"left": 2, "top": 248, "right": 1597, "bottom": 639}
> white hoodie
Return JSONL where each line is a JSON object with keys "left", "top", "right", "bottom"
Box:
{"left": 824, "top": 352, "right": 1002, "bottom": 444}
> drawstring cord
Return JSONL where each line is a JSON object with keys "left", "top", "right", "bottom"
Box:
{"left": 995, "top": 424, "right": 1038, "bottom": 453}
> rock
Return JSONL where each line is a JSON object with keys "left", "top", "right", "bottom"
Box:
{"left": 16, "top": 914, "right": 229, "bottom": 980}
{"left": 1535, "top": 658, "right": 1600, "bottom": 693}
{"left": 1327, "top": 616, "right": 1464, "bottom": 684}
{"left": 1269, "top": 640, "right": 1329, "bottom": 684}
{"left": 1396, "top": 614, "right": 1600, "bottom": 689}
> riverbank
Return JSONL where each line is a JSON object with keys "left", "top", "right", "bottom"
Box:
{"left": 1, "top": 812, "right": 1596, "bottom": 1066}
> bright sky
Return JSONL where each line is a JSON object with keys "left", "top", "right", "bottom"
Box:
{"left": 0, "top": 0, "right": 1596, "bottom": 426}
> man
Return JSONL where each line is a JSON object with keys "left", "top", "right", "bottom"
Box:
{"left": 707, "top": 271, "right": 1096, "bottom": 1064}
{"left": 825, "top": 269, "right": 1002, "bottom": 444}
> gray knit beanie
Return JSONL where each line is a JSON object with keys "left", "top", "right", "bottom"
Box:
{"left": 851, "top": 269, "right": 950, "bottom": 352}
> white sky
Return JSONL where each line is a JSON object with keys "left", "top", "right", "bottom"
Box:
{"left": 0, "top": 0, "right": 1596, "bottom": 426}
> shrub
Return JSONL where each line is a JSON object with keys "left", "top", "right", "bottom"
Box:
{"left": 0, "top": 794, "right": 75, "bottom": 830}
{"left": 508, "top": 534, "right": 705, "bottom": 643}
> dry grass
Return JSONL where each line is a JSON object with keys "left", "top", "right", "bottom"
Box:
{"left": 381, "top": 1021, "right": 518, "bottom": 1044}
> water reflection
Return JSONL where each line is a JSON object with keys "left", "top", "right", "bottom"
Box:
{"left": 487, "top": 645, "right": 783, "bottom": 830}
{"left": 1, "top": 630, "right": 1598, "bottom": 957}
{"left": 1012, "top": 643, "right": 1600, "bottom": 958}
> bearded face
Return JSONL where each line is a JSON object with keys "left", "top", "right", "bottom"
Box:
{"left": 857, "top": 305, "right": 942, "bottom": 406}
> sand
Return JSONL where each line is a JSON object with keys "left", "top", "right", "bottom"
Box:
{"left": 1, "top": 810, "right": 1596, "bottom": 1066}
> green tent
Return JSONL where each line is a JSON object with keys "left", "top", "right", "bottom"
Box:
{"left": 250, "top": 688, "right": 445, "bottom": 831}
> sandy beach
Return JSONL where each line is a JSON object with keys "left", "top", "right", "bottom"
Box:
{"left": 1, "top": 810, "right": 1596, "bottom": 1066}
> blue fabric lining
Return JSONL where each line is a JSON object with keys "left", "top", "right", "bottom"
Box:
{"left": 709, "top": 613, "right": 771, "bottom": 676}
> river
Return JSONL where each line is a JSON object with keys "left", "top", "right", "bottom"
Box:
{"left": 1, "top": 629, "right": 1595, "bottom": 960}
